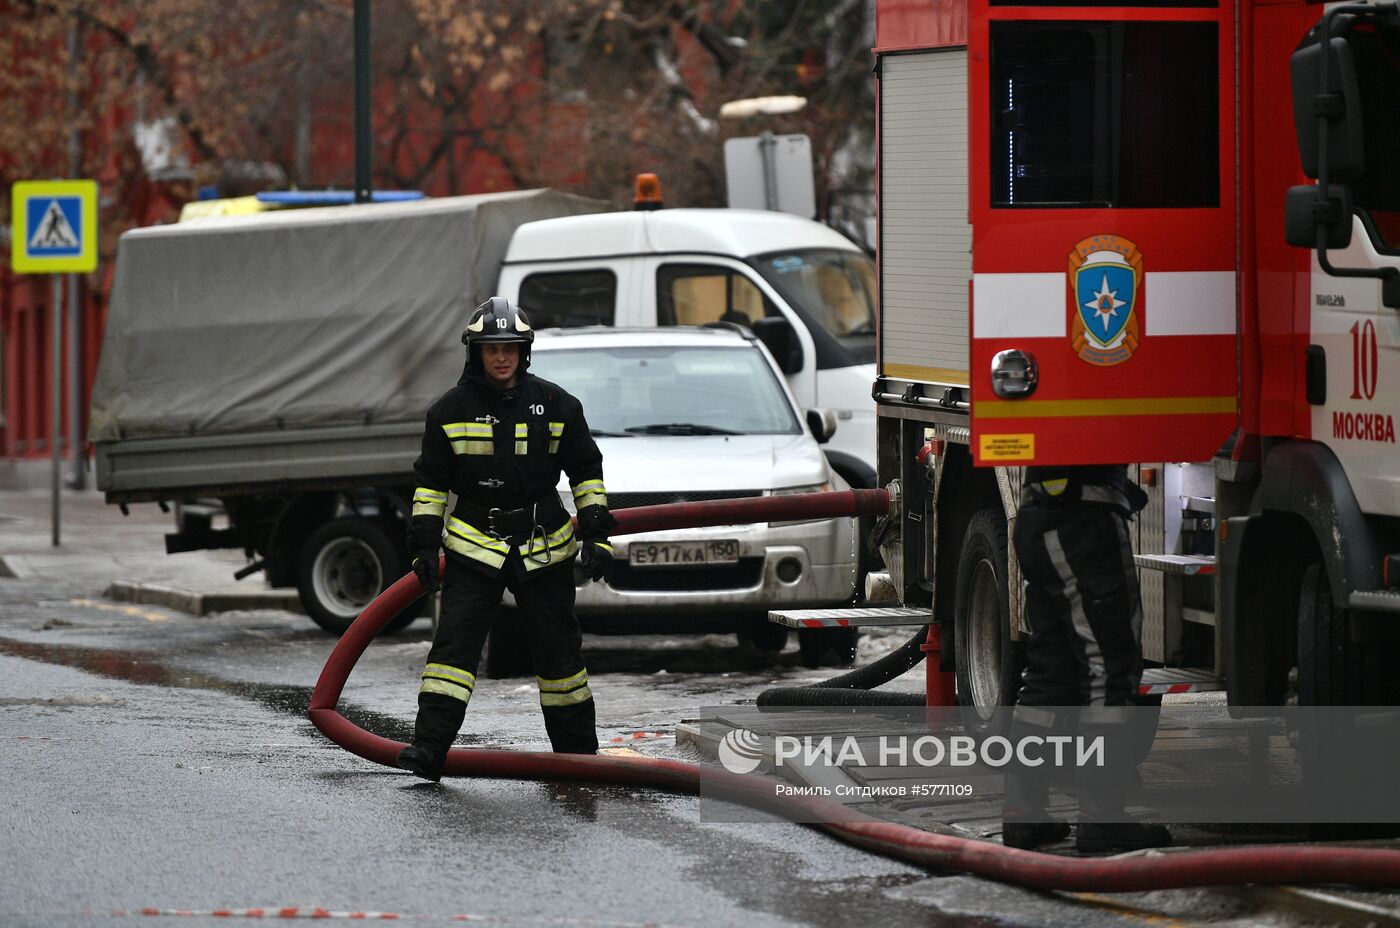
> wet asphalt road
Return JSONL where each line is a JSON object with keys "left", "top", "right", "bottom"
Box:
{"left": 0, "top": 571, "right": 989, "bottom": 928}
{"left": 4, "top": 568, "right": 1400, "bottom": 928}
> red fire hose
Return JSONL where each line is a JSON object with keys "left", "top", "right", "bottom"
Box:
{"left": 308, "top": 491, "right": 1400, "bottom": 892}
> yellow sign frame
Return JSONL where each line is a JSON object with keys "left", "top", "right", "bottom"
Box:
{"left": 11, "top": 179, "right": 98, "bottom": 273}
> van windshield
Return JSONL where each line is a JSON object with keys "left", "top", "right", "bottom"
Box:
{"left": 753, "top": 248, "right": 877, "bottom": 364}
{"left": 530, "top": 344, "right": 801, "bottom": 435}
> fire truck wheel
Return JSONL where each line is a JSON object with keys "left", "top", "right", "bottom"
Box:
{"left": 1295, "top": 562, "right": 1355, "bottom": 707}
{"left": 954, "top": 509, "right": 1020, "bottom": 736}
{"left": 297, "top": 518, "right": 421, "bottom": 636}
{"left": 1295, "top": 562, "right": 1400, "bottom": 838}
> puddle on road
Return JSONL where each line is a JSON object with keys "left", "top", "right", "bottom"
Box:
{"left": 0, "top": 636, "right": 413, "bottom": 742}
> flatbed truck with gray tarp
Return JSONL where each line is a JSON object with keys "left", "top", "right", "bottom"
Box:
{"left": 90, "top": 189, "right": 606, "bottom": 633}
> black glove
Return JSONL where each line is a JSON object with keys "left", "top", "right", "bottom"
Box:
{"left": 412, "top": 555, "right": 440, "bottom": 594}
{"left": 578, "top": 541, "right": 614, "bottom": 582}
{"left": 577, "top": 504, "right": 618, "bottom": 538}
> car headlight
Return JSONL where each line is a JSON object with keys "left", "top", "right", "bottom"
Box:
{"left": 769, "top": 481, "right": 835, "bottom": 526}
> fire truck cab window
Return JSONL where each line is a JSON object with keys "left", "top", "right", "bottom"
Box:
{"left": 518, "top": 269, "right": 617, "bottom": 328}
{"left": 1351, "top": 22, "right": 1400, "bottom": 254}
{"left": 990, "top": 21, "right": 1219, "bottom": 209}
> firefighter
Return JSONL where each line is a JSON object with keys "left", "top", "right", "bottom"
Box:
{"left": 1001, "top": 464, "right": 1171, "bottom": 854}
{"left": 396, "top": 297, "right": 615, "bottom": 781}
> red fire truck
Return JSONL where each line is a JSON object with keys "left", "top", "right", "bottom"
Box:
{"left": 858, "top": 0, "right": 1400, "bottom": 721}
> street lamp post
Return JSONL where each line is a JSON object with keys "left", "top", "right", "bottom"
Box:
{"left": 354, "top": 0, "right": 371, "bottom": 204}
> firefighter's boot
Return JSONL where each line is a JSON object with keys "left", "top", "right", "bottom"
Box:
{"left": 396, "top": 742, "right": 445, "bottom": 783}
{"left": 1002, "top": 768, "right": 1069, "bottom": 849}
{"left": 1076, "top": 821, "right": 1172, "bottom": 854}
{"left": 1076, "top": 783, "right": 1171, "bottom": 853}
{"left": 398, "top": 693, "right": 466, "bottom": 782}
{"left": 543, "top": 699, "right": 598, "bottom": 755}
{"left": 1003, "top": 820, "right": 1072, "bottom": 851}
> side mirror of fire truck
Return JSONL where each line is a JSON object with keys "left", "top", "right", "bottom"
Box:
{"left": 1290, "top": 33, "right": 1363, "bottom": 183}
{"left": 1285, "top": 184, "right": 1352, "bottom": 250}
{"left": 1286, "top": 28, "right": 1360, "bottom": 252}
{"left": 1286, "top": 3, "right": 1400, "bottom": 309}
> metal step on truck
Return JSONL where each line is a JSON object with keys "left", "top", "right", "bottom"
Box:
{"left": 773, "top": 0, "right": 1400, "bottom": 721}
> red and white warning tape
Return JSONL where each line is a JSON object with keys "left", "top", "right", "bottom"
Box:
{"left": 605, "top": 731, "right": 670, "bottom": 745}
{"left": 1137, "top": 682, "right": 1203, "bottom": 695}
{"left": 86, "top": 908, "right": 689, "bottom": 927}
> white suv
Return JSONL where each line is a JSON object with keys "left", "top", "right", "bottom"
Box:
{"left": 524, "top": 325, "right": 859, "bottom": 650}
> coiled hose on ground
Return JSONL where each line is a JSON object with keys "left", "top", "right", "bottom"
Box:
{"left": 308, "top": 492, "right": 1400, "bottom": 892}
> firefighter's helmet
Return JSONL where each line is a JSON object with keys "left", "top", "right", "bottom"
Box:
{"left": 462, "top": 297, "right": 534, "bottom": 347}
{"left": 462, "top": 297, "right": 533, "bottom": 376}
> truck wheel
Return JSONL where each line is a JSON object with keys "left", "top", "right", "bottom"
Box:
{"left": 954, "top": 509, "right": 1020, "bottom": 735}
{"left": 297, "top": 518, "right": 420, "bottom": 635}
{"left": 798, "top": 626, "right": 859, "bottom": 668}
{"left": 1296, "top": 561, "right": 1355, "bottom": 707}
{"left": 1294, "top": 562, "right": 1400, "bottom": 837}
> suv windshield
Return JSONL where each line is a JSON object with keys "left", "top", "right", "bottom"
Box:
{"left": 531, "top": 344, "right": 801, "bottom": 435}
{"left": 752, "top": 249, "right": 877, "bottom": 363}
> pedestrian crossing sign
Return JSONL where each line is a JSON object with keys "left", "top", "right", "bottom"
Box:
{"left": 11, "top": 179, "right": 98, "bottom": 273}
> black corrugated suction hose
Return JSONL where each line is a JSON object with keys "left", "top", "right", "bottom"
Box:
{"left": 757, "top": 625, "right": 929, "bottom": 706}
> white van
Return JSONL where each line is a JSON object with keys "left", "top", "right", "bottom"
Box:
{"left": 495, "top": 206, "right": 878, "bottom": 487}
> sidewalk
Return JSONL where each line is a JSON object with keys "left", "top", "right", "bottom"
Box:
{"left": 0, "top": 488, "right": 300, "bottom": 615}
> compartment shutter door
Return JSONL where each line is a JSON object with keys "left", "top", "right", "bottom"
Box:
{"left": 879, "top": 49, "right": 970, "bottom": 386}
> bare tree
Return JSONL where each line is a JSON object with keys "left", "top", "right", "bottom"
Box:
{"left": 0, "top": 0, "right": 875, "bottom": 238}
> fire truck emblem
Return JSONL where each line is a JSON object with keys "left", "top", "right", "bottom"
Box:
{"left": 1069, "top": 234, "right": 1142, "bottom": 366}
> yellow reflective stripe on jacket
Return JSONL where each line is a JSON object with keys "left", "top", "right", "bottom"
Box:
{"left": 521, "top": 536, "right": 578, "bottom": 572}
{"left": 518, "top": 519, "right": 574, "bottom": 557}
{"left": 519, "top": 520, "right": 579, "bottom": 572}
{"left": 443, "top": 516, "right": 509, "bottom": 569}
{"left": 413, "top": 487, "right": 449, "bottom": 518}
{"left": 444, "top": 421, "right": 493, "bottom": 456}
{"left": 571, "top": 478, "right": 607, "bottom": 509}
{"left": 537, "top": 669, "right": 593, "bottom": 707}
{"left": 446, "top": 516, "right": 510, "bottom": 552}
{"left": 548, "top": 421, "right": 564, "bottom": 454}
{"left": 443, "top": 421, "right": 494, "bottom": 437}
{"left": 515, "top": 422, "right": 528, "bottom": 455}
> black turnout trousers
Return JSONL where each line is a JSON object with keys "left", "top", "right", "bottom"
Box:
{"left": 1012, "top": 503, "right": 1143, "bottom": 709}
{"left": 1005, "top": 501, "right": 1145, "bottom": 819}
{"left": 413, "top": 553, "right": 598, "bottom": 756}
